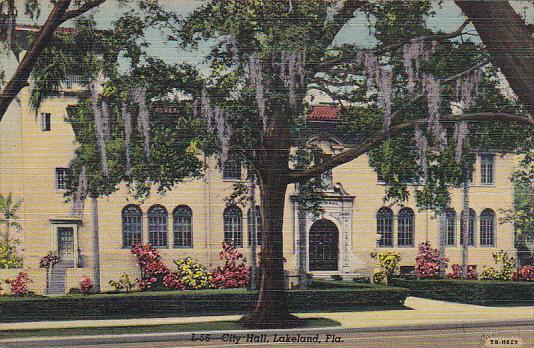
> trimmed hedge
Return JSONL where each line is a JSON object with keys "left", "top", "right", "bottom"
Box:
{"left": 391, "top": 278, "right": 534, "bottom": 306}
{"left": 309, "top": 279, "right": 378, "bottom": 289}
{"left": 0, "top": 287, "right": 407, "bottom": 322}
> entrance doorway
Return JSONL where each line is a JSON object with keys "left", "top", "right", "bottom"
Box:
{"left": 309, "top": 219, "right": 339, "bottom": 271}
{"left": 57, "top": 227, "right": 74, "bottom": 261}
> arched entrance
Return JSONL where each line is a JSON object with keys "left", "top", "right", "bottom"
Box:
{"left": 309, "top": 219, "right": 339, "bottom": 271}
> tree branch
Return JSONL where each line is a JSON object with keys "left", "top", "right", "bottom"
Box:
{"left": 289, "top": 112, "right": 534, "bottom": 182}
{"left": 62, "top": 0, "right": 106, "bottom": 21}
{"left": 317, "top": 19, "right": 470, "bottom": 73}
{"left": 0, "top": 0, "right": 107, "bottom": 122}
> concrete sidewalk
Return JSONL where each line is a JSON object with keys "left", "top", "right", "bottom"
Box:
{"left": 0, "top": 297, "right": 532, "bottom": 332}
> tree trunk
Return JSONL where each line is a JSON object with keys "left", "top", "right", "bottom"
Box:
{"left": 248, "top": 175, "right": 259, "bottom": 290}
{"left": 297, "top": 205, "right": 308, "bottom": 288}
{"left": 239, "top": 174, "right": 302, "bottom": 328}
{"left": 91, "top": 196, "right": 101, "bottom": 293}
{"left": 438, "top": 211, "right": 446, "bottom": 278}
{"left": 455, "top": 1, "right": 534, "bottom": 116}
{"left": 4, "top": 219, "right": 9, "bottom": 241}
{"left": 461, "top": 168, "right": 470, "bottom": 278}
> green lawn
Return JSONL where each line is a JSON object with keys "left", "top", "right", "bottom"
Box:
{"left": 0, "top": 318, "right": 341, "bottom": 339}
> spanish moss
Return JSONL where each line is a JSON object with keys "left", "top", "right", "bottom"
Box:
{"left": 249, "top": 56, "right": 267, "bottom": 130}
{"left": 456, "top": 69, "right": 483, "bottom": 110}
{"left": 423, "top": 74, "right": 446, "bottom": 150}
{"left": 403, "top": 39, "right": 434, "bottom": 94}
{"left": 132, "top": 87, "right": 151, "bottom": 160}
{"left": 199, "top": 90, "right": 232, "bottom": 164}
{"left": 90, "top": 81, "right": 109, "bottom": 176}
{"left": 72, "top": 166, "right": 88, "bottom": 216}
{"left": 415, "top": 127, "right": 428, "bottom": 180}
{"left": 121, "top": 103, "right": 132, "bottom": 172}
{"left": 454, "top": 121, "right": 469, "bottom": 162}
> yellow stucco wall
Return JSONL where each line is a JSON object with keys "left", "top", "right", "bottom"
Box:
{"left": 0, "top": 86, "right": 518, "bottom": 293}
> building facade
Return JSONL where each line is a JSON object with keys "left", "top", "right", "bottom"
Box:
{"left": 0, "top": 82, "right": 517, "bottom": 294}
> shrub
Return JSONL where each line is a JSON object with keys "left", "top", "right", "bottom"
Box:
{"left": 131, "top": 243, "right": 170, "bottom": 290}
{"left": 369, "top": 250, "right": 401, "bottom": 281}
{"left": 80, "top": 277, "right": 93, "bottom": 295}
{"left": 480, "top": 251, "right": 515, "bottom": 281}
{"left": 512, "top": 265, "right": 534, "bottom": 282}
{"left": 211, "top": 243, "right": 249, "bottom": 289}
{"left": 373, "top": 270, "right": 388, "bottom": 285}
{"left": 0, "top": 239, "right": 22, "bottom": 269}
{"left": 109, "top": 273, "right": 136, "bottom": 292}
{"left": 5, "top": 272, "right": 32, "bottom": 296}
{"left": 173, "top": 257, "right": 213, "bottom": 290}
{"left": 162, "top": 272, "right": 185, "bottom": 290}
{"left": 447, "top": 264, "right": 478, "bottom": 280}
{"left": 39, "top": 252, "right": 60, "bottom": 269}
{"left": 415, "top": 242, "right": 447, "bottom": 279}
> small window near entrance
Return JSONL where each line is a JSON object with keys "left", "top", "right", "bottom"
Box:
{"left": 223, "top": 159, "right": 242, "bottom": 180}
{"left": 41, "top": 113, "right": 51, "bottom": 131}
{"left": 55, "top": 168, "right": 70, "bottom": 190}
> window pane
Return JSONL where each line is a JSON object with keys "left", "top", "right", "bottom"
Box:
{"left": 248, "top": 206, "right": 262, "bottom": 246}
{"left": 41, "top": 113, "right": 51, "bottom": 131}
{"left": 224, "top": 206, "right": 242, "bottom": 247}
{"left": 445, "top": 209, "right": 456, "bottom": 246}
{"left": 377, "top": 208, "right": 393, "bottom": 247}
{"left": 480, "top": 209, "right": 495, "bottom": 246}
{"left": 173, "top": 206, "right": 192, "bottom": 248}
{"left": 481, "top": 155, "right": 494, "bottom": 185}
{"left": 460, "top": 209, "right": 476, "bottom": 246}
{"left": 148, "top": 205, "right": 168, "bottom": 247}
{"left": 398, "top": 208, "right": 414, "bottom": 246}
{"left": 122, "top": 205, "right": 142, "bottom": 248}
{"left": 55, "top": 168, "right": 70, "bottom": 190}
{"left": 223, "top": 159, "right": 242, "bottom": 180}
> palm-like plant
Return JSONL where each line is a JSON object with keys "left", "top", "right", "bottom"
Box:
{"left": 0, "top": 193, "right": 22, "bottom": 241}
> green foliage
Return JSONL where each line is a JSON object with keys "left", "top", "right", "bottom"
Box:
{"left": 109, "top": 273, "right": 136, "bottom": 293}
{"left": 0, "top": 193, "right": 22, "bottom": 241}
{"left": 391, "top": 278, "right": 534, "bottom": 306}
{"left": 480, "top": 251, "right": 516, "bottom": 281}
{"left": 0, "top": 239, "right": 22, "bottom": 269}
{"left": 370, "top": 250, "right": 402, "bottom": 277}
{"left": 172, "top": 257, "right": 213, "bottom": 290}
{"left": 0, "top": 287, "right": 408, "bottom": 322}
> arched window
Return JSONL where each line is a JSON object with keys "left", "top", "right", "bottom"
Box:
{"left": 377, "top": 207, "right": 393, "bottom": 247}
{"left": 480, "top": 209, "right": 496, "bottom": 246}
{"left": 460, "top": 208, "right": 476, "bottom": 246}
{"left": 248, "top": 206, "right": 262, "bottom": 246}
{"left": 444, "top": 209, "right": 456, "bottom": 246}
{"left": 173, "top": 205, "right": 193, "bottom": 248}
{"left": 148, "top": 205, "right": 168, "bottom": 248}
{"left": 224, "top": 205, "right": 243, "bottom": 247}
{"left": 398, "top": 208, "right": 415, "bottom": 247}
{"left": 122, "top": 205, "right": 142, "bottom": 248}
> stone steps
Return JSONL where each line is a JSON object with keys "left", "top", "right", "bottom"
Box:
{"left": 47, "top": 260, "right": 74, "bottom": 295}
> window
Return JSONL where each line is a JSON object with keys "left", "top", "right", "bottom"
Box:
{"left": 41, "top": 113, "right": 51, "bottom": 131}
{"left": 376, "top": 207, "right": 393, "bottom": 247}
{"left": 481, "top": 154, "right": 495, "bottom": 185}
{"left": 397, "top": 208, "right": 415, "bottom": 247}
{"left": 148, "top": 205, "right": 168, "bottom": 248}
{"left": 460, "top": 208, "right": 476, "bottom": 246}
{"left": 122, "top": 205, "right": 142, "bottom": 248}
{"left": 223, "top": 159, "right": 242, "bottom": 180}
{"left": 55, "top": 168, "right": 70, "bottom": 190}
{"left": 444, "top": 209, "right": 456, "bottom": 246}
{"left": 173, "top": 205, "right": 193, "bottom": 248}
{"left": 480, "top": 209, "right": 496, "bottom": 246}
{"left": 248, "top": 206, "right": 262, "bottom": 246}
{"left": 224, "top": 205, "right": 242, "bottom": 247}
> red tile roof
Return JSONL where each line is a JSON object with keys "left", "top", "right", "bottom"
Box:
{"left": 308, "top": 105, "right": 339, "bottom": 121}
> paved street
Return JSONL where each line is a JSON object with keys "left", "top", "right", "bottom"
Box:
{"left": 2, "top": 324, "right": 533, "bottom": 347}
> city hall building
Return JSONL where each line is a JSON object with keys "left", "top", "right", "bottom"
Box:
{"left": 0, "top": 33, "right": 517, "bottom": 295}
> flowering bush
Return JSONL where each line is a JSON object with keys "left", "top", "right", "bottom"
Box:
{"left": 39, "top": 252, "right": 60, "bottom": 269}
{"left": 131, "top": 243, "right": 170, "bottom": 290}
{"left": 512, "top": 265, "right": 534, "bottom": 282}
{"left": 5, "top": 272, "right": 32, "bottom": 296}
{"left": 79, "top": 277, "right": 93, "bottom": 294}
{"left": 211, "top": 243, "right": 249, "bottom": 289}
{"left": 370, "top": 250, "right": 401, "bottom": 280}
{"left": 415, "top": 242, "right": 448, "bottom": 279}
{"left": 162, "top": 272, "right": 185, "bottom": 290}
{"left": 109, "top": 273, "right": 136, "bottom": 292}
{"left": 447, "top": 264, "right": 478, "bottom": 280}
{"left": 173, "top": 257, "right": 213, "bottom": 290}
{"left": 0, "top": 239, "right": 23, "bottom": 269}
{"left": 480, "top": 251, "right": 515, "bottom": 281}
